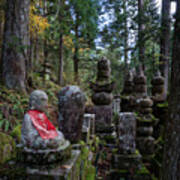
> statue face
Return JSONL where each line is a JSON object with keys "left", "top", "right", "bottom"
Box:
{"left": 30, "top": 90, "right": 48, "bottom": 112}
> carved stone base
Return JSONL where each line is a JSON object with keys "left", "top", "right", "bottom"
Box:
{"left": 1, "top": 150, "right": 81, "bottom": 180}
{"left": 16, "top": 141, "right": 71, "bottom": 165}
{"left": 112, "top": 152, "right": 142, "bottom": 170}
{"left": 109, "top": 152, "right": 151, "bottom": 180}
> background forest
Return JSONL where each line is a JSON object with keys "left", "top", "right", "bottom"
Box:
{"left": 0, "top": 0, "right": 180, "bottom": 179}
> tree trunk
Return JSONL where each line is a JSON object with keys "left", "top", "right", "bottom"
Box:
{"left": 58, "top": 0, "right": 65, "bottom": 86}
{"left": 138, "top": 0, "right": 145, "bottom": 70}
{"left": 0, "top": 9, "right": 4, "bottom": 81}
{"left": 1, "top": 0, "right": 30, "bottom": 91}
{"left": 123, "top": 0, "right": 128, "bottom": 73}
{"left": 73, "top": 42, "right": 79, "bottom": 83}
{"left": 161, "top": 2, "right": 180, "bottom": 180}
{"left": 159, "top": 0, "right": 171, "bottom": 97}
{"left": 73, "top": 12, "right": 79, "bottom": 84}
{"left": 58, "top": 34, "right": 64, "bottom": 85}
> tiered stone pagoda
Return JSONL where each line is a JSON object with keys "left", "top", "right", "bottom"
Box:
{"left": 136, "top": 97, "right": 156, "bottom": 155}
{"left": 90, "top": 57, "right": 115, "bottom": 136}
{"left": 121, "top": 70, "right": 135, "bottom": 112}
{"left": 151, "top": 71, "right": 166, "bottom": 103}
{"left": 133, "top": 66, "right": 147, "bottom": 99}
{"left": 151, "top": 71, "right": 167, "bottom": 138}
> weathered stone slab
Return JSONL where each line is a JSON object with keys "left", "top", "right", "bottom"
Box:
{"left": 117, "top": 112, "right": 136, "bottom": 154}
{"left": 93, "top": 105, "right": 113, "bottom": 133}
{"left": 112, "top": 97, "right": 121, "bottom": 113}
{"left": 58, "top": 86, "right": 86, "bottom": 143}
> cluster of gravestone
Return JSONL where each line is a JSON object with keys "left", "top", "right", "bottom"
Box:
{"left": 111, "top": 66, "right": 167, "bottom": 179}
{"left": 0, "top": 57, "right": 167, "bottom": 180}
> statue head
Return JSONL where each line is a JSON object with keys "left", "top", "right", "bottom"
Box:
{"left": 29, "top": 90, "right": 48, "bottom": 112}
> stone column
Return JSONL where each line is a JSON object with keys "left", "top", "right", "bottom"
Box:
{"left": 58, "top": 86, "right": 86, "bottom": 143}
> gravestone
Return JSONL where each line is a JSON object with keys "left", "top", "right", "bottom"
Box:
{"left": 58, "top": 86, "right": 86, "bottom": 143}
{"left": 109, "top": 112, "right": 151, "bottom": 179}
{"left": 118, "top": 113, "right": 136, "bottom": 154}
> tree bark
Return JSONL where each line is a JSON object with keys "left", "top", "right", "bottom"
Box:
{"left": 123, "top": 0, "right": 128, "bottom": 73}
{"left": 159, "top": 0, "right": 171, "bottom": 97}
{"left": 73, "top": 12, "right": 79, "bottom": 84}
{"left": 161, "top": 2, "right": 180, "bottom": 180}
{"left": 0, "top": 9, "right": 4, "bottom": 81}
{"left": 58, "top": 0, "right": 65, "bottom": 86}
{"left": 138, "top": 0, "right": 145, "bottom": 70}
{"left": 58, "top": 34, "right": 64, "bottom": 85}
{"left": 1, "top": 0, "right": 30, "bottom": 91}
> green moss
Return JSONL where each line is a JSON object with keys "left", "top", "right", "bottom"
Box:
{"left": 136, "top": 165, "right": 150, "bottom": 175}
{"left": 118, "top": 169, "right": 128, "bottom": 173}
{"left": 85, "top": 163, "right": 96, "bottom": 180}
{"left": 157, "top": 102, "right": 168, "bottom": 108}
{"left": 10, "top": 125, "right": 21, "bottom": 143}
{"left": 0, "top": 132, "right": 16, "bottom": 164}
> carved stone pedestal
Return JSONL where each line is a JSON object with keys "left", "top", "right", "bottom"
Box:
{"left": 1, "top": 150, "right": 81, "bottom": 180}
{"left": 25, "top": 150, "right": 81, "bottom": 180}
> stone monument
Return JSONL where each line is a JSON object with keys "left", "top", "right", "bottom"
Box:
{"left": 58, "top": 86, "right": 86, "bottom": 143}
{"left": 20, "top": 90, "right": 70, "bottom": 164}
{"left": 109, "top": 113, "right": 151, "bottom": 179}
{"left": 90, "top": 57, "right": 115, "bottom": 135}
{"left": 15, "top": 90, "right": 82, "bottom": 180}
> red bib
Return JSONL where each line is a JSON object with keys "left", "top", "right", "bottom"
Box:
{"left": 28, "top": 110, "right": 58, "bottom": 139}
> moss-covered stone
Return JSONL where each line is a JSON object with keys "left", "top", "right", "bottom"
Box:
{"left": 0, "top": 132, "right": 16, "bottom": 164}
{"left": 10, "top": 125, "right": 21, "bottom": 143}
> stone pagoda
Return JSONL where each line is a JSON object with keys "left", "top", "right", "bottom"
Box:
{"left": 121, "top": 70, "right": 135, "bottom": 112}
{"left": 151, "top": 71, "right": 167, "bottom": 138}
{"left": 90, "top": 57, "right": 115, "bottom": 136}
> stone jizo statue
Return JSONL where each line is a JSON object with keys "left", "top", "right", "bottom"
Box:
{"left": 21, "top": 90, "right": 66, "bottom": 149}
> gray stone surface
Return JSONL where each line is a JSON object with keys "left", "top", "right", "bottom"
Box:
{"left": 58, "top": 86, "right": 86, "bottom": 143}
{"left": 117, "top": 113, "right": 136, "bottom": 154}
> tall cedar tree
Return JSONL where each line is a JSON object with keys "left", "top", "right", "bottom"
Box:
{"left": 162, "top": 1, "right": 180, "bottom": 179}
{"left": 159, "top": 0, "right": 171, "bottom": 97}
{"left": 1, "top": 0, "right": 30, "bottom": 91}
